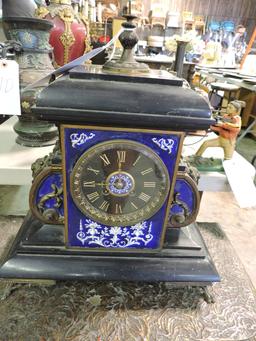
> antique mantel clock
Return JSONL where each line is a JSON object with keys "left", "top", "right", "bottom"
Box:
{"left": 0, "top": 15, "right": 219, "bottom": 284}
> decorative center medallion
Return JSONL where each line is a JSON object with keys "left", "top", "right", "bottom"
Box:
{"left": 106, "top": 171, "right": 135, "bottom": 196}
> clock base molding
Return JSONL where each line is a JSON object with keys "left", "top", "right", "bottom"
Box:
{"left": 0, "top": 212, "right": 220, "bottom": 284}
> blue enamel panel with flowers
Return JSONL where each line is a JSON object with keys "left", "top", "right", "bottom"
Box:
{"left": 63, "top": 126, "right": 183, "bottom": 250}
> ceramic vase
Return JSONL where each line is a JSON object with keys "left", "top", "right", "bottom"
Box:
{"left": 3, "top": 17, "right": 58, "bottom": 147}
{"left": 36, "top": 0, "right": 88, "bottom": 67}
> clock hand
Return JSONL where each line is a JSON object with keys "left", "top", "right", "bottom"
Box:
{"left": 95, "top": 182, "right": 107, "bottom": 187}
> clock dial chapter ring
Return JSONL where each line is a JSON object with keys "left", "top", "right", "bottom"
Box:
{"left": 70, "top": 139, "right": 171, "bottom": 226}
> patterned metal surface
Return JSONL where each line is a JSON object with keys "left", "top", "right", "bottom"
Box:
{"left": 0, "top": 222, "right": 256, "bottom": 340}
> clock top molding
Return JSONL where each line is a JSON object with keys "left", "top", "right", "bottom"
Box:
{"left": 33, "top": 64, "right": 214, "bottom": 131}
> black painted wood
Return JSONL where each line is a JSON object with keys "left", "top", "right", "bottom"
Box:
{"left": 33, "top": 65, "right": 214, "bottom": 131}
{"left": 69, "top": 65, "right": 183, "bottom": 86}
{"left": 0, "top": 213, "right": 220, "bottom": 284}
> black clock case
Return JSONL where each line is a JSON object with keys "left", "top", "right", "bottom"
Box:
{"left": 0, "top": 66, "right": 220, "bottom": 285}
{"left": 34, "top": 65, "right": 215, "bottom": 131}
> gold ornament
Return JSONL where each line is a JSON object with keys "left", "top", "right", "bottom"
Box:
{"left": 59, "top": 8, "right": 75, "bottom": 65}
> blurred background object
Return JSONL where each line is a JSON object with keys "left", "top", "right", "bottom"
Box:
{"left": 2, "top": 0, "right": 37, "bottom": 18}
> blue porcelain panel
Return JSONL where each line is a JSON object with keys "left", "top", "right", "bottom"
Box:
{"left": 63, "top": 127, "right": 183, "bottom": 250}
{"left": 35, "top": 173, "right": 64, "bottom": 218}
{"left": 170, "top": 178, "right": 195, "bottom": 215}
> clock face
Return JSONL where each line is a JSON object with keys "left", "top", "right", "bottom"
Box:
{"left": 70, "top": 139, "right": 170, "bottom": 226}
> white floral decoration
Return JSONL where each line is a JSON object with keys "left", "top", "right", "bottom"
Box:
{"left": 76, "top": 219, "right": 153, "bottom": 248}
{"left": 152, "top": 137, "right": 175, "bottom": 154}
{"left": 70, "top": 132, "right": 95, "bottom": 148}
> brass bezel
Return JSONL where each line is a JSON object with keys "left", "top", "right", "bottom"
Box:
{"left": 70, "top": 139, "right": 171, "bottom": 226}
{"left": 60, "top": 124, "right": 184, "bottom": 252}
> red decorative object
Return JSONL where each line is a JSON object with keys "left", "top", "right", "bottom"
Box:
{"left": 36, "top": 0, "right": 88, "bottom": 67}
{"left": 98, "top": 35, "right": 110, "bottom": 43}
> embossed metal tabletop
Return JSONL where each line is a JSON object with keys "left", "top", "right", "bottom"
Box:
{"left": 0, "top": 222, "right": 256, "bottom": 341}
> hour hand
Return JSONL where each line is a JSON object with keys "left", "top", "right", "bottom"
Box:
{"left": 118, "top": 161, "right": 122, "bottom": 171}
{"left": 95, "top": 182, "right": 107, "bottom": 187}
{"left": 95, "top": 182, "right": 110, "bottom": 196}
{"left": 83, "top": 181, "right": 106, "bottom": 188}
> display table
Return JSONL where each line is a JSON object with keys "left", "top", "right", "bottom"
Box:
{"left": 183, "top": 132, "right": 256, "bottom": 192}
{"left": 0, "top": 116, "right": 54, "bottom": 185}
{"left": 0, "top": 117, "right": 55, "bottom": 215}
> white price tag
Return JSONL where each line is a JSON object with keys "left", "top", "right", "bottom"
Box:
{"left": 0, "top": 60, "right": 21, "bottom": 116}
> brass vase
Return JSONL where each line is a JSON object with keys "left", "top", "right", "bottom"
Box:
{"left": 2, "top": 17, "right": 58, "bottom": 147}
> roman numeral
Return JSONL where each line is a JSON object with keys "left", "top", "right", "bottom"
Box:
{"left": 133, "top": 155, "right": 141, "bottom": 166}
{"left": 87, "top": 191, "right": 100, "bottom": 203}
{"left": 100, "top": 154, "right": 111, "bottom": 166}
{"left": 99, "top": 200, "right": 110, "bottom": 212}
{"left": 138, "top": 192, "right": 151, "bottom": 202}
{"left": 87, "top": 167, "right": 100, "bottom": 175}
{"left": 115, "top": 204, "right": 122, "bottom": 214}
{"left": 83, "top": 181, "right": 95, "bottom": 187}
{"left": 144, "top": 182, "right": 156, "bottom": 188}
{"left": 117, "top": 150, "right": 126, "bottom": 163}
{"left": 131, "top": 201, "right": 138, "bottom": 210}
{"left": 141, "top": 168, "right": 153, "bottom": 175}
